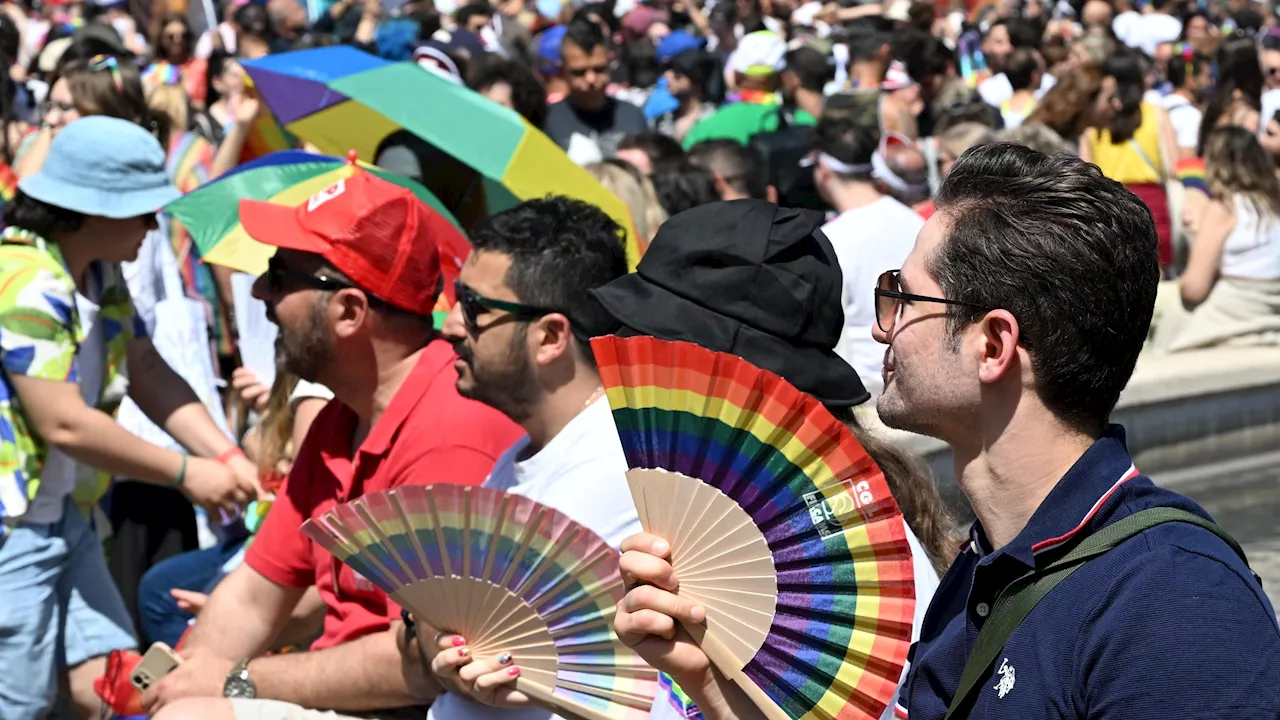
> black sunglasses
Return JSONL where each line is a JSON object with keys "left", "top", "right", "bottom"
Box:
{"left": 266, "top": 260, "right": 386, "bottom": 307}
{"left": 455, "top": 280, "right": 557, "bottom": 335}
{"left": 873, "top": 269, "right": 989, "bottom": 334}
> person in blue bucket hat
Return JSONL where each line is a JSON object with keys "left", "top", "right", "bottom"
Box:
{"left": 0, "top": 115, "right": 261, "bottom": 718}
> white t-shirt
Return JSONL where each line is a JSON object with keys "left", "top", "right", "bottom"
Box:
{"left": 1259, "top": 89, "right": 1280, "bottom": 140}
{"left": 27, "top": 289, "right": 107, "bottom": 524}
{"left": 1112, "top": 10, "right": 1141, "bottom": 48}
{"left": 977, "top": 72, "right": 1055, "bottom": 108}
{"left": 1162, "top": 94, "right": 1203, "bottom": 152}
{"left": 1123, "top": 13, "right": 1182, "bottom": 57}
{"left": 1222, "top": 194, "right": 1280, "bottom": 280}
{"left": 426, "top": 396, "right": 641, "bottom": 720}
{"left": 823, "top": 197, "right": 923, "bottom": 391}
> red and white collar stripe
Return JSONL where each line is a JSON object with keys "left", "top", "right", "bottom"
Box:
{"left": 1030, "top": 464, "right": 1140, "bottom": 554}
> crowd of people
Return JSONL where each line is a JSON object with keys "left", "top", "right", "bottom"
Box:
{"left": 0, "top": 0, "right": 1279, "bottom": 717}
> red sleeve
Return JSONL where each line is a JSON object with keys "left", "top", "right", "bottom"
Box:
{"left": 243, "top": 406, "right": 342, "bottom": 588}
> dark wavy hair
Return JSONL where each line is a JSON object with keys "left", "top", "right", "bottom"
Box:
{"left": 931, "top": 143, "right": 1159, "bottom": 435}
{"left": 468, "top": 196, "right": 628, "bottom": 361}
{"left": 4, "top": 191, "right": 86, "bottom": 237}
{"left": 1198, "top": 33, "right": 1264, "bottom": 156}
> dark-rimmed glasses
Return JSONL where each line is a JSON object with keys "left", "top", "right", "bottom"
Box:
{"left": 873, "top": 269, "right": 989, "bottom": 334}
{"left": 265, "top": 259, "right": 386, "bottom": 308}
{"left": 455, "top": 280, "right": 557, "bottom": 335}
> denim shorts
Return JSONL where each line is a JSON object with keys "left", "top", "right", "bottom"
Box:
{"left": 0, "top": 498, "right": 138, "bottom": 718}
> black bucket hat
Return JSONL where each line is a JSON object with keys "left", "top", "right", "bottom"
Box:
{"left": 584, "top": 199, "right": 870, "bottom": 407}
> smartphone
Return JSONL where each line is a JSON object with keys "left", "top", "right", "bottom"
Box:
{"left": 130, "top": 642, "right": 182, "bottom": 692}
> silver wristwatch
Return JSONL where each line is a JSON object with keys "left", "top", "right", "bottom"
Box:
{"left": 223, "top": 658, "right": 257, "bottom": 698}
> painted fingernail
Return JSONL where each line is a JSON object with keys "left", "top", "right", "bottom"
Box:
{"left": 507, "top": 666, "right": 521, "bottom": 677}
{"left": 451, "top": 636, "right": 466, "bottom": 647}
{"left": 459, "top": 647, "right": 470, "bottom": 658}
{"left": 497, "top": 653, "right": 513, "bottom": 665}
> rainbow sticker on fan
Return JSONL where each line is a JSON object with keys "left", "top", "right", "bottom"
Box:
{"left": 302, "top": 484, "right": 658, "bottom": 720}
{"left": 591, "top": 335, "right": 916, "bottom": 720}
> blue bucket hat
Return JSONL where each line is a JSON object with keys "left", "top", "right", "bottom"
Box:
{"left": 19, "top": 116, "right": 179, "bottom": 219}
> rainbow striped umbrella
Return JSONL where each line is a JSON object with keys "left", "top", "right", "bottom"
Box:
{"left": 241, "top": 46, "right": 646, "bottom": 270}
{"left": 164, "top": 150, "right": 469, "bottom": 319}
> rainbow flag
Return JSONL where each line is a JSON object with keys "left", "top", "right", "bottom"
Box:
{"left": 1176, "top": 157, "right": 1206, "bottom": 194}
{"left": 142, "top": 62, "right": 183, "bottom": 89}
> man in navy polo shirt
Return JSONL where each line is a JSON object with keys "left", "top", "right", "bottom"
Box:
{"left": 605, "top": 142, "right": 1280, "bottom": 720}
{"left": 871, "top": 143, "right": 1280, "bottom": 719}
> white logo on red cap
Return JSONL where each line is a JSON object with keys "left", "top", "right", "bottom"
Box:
{"left": 307, "top": 178, "right": 347, "bottom": 212}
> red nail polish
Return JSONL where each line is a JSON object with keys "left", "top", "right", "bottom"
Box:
{"left": 507, "top": 666, "right": 520, "bottom": 677}
{"left": 459, "top": 648, "right": 470, "bottom": 658}
{"left": 451, "top": 636, "right": 466, "bottom": 647}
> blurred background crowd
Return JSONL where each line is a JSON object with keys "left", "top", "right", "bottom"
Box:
{"left": 3, "top": 0, "right": 1280, "bottom": 713}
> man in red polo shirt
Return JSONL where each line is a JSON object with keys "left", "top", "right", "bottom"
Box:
{"left": 142, "top": 168, "right": 523, "bottom": 720}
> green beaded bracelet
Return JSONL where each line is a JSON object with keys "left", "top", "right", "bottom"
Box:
{"left": 172, "top": 455, "right": 188, "bottom": 487}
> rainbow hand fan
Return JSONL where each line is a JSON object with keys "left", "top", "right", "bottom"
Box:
{"left": 301, "top": 484, "right": 658, "bottom": 720}
{"left": 590, "top": 335, "right": 916, "bottom": 720}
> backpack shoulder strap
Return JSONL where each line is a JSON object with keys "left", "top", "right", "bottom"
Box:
{"left": 944, "top": 508, "right": 1248, "bottom": 720}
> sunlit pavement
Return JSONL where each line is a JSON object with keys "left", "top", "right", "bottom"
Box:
{"left": 1156, "top": 451, "right": 1280, "bottom": 614}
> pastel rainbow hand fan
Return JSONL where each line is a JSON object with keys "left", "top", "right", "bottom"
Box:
{"left": 591, "top": 335, "right": 916, "bottom": 720}
{"left": 301, "top": 484, "right": 658, "bottom": 720}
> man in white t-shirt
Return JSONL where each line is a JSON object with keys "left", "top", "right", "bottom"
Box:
{"left": 811, "top": 118, "right": 924, "bottom": 391}
{"left": 1115, "top": 0, "right": 1182, "bottom": 56}
{"left": 421, "top": 196, "right": 634, "bottom": 720}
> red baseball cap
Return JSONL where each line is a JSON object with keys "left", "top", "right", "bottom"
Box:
{"left": 239, "top": 168, "right": 452, "bottom": 317}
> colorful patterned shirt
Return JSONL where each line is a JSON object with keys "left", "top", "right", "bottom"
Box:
{"left": 0, "top": 227, "right": 147, "bottom": 531}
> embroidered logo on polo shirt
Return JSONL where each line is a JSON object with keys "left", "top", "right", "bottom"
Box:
{"left": 994, "top": 658, "right": 1016, "bottom": 699}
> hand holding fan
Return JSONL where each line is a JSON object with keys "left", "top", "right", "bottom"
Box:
{"left": 301, "top": 484, "right": 658, "bottom": 720}
{"left": 591, "top": 335, "right": 916, "bottom": 720}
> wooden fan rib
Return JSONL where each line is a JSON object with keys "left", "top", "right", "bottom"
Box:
{"left": 504, "top": 506, "right": 555, "bottom": 595}
{"left": 515, "top": 677, "right": 625, "bottom": 720}
{"left": 387, "top": 489, "right": 439, "bottom": 581}
{"left": 666, "top": 487, "right": 763, "bottom": 572}
{"left": 319, "top": 512, "right": 407, "bottom": 592}
{"left": 677, "top": 548, "right": 778, "bottom": 584}
{"left": 526, "top": 545, "right": 616, "bottom": 617}
{"left": 554, "top": 676, "right": 657, "bottom": 709}
{"left": 350, "top": 499, "right": 419, "bottom": 585}
{"left": 678, "top": 583, "right": 778, "bottom": 620}
{"left": 478, "top": 493, "right": 513, "bottom": 582}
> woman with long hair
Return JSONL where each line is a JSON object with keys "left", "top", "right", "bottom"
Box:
{"left": 586, "top": 159, "right": 668, "bottom": 244}
{"left": 146, "top": 13, "right": 209, "bottom": 109}
{"left": 1158, "top": 127, "right": 1280, "bottom": 351}
{"left": 14, "top": 55, "right": 149, "bottom": 179}
{"left": 1197, "top": 32, "right": 1263, "bottom": 156}
{"left": 1080, "top": 48, "right": 1179, "bottom": 269}
{"left": 1028, "top": 61, "right": 1102, "bottom": 147}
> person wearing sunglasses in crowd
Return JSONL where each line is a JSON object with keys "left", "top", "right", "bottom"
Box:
{"left": 423, "top": 198, "right": 955, "bottom": 720}
{"left": 141, "top": 167, "right": 523, "bottom": 720}
{"left": 421, "top": 196, "right": 634, "bottom": 720}
{"left": 604, "top": 143, "right": 1280, "bottom": 720}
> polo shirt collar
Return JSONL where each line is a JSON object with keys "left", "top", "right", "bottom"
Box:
{"left": 971, "top": 424, "right": 1140, "bottom": 569}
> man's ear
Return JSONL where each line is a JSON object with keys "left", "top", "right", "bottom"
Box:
{"left": 766, "top": 184, "right": 778, "bottom": 204}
